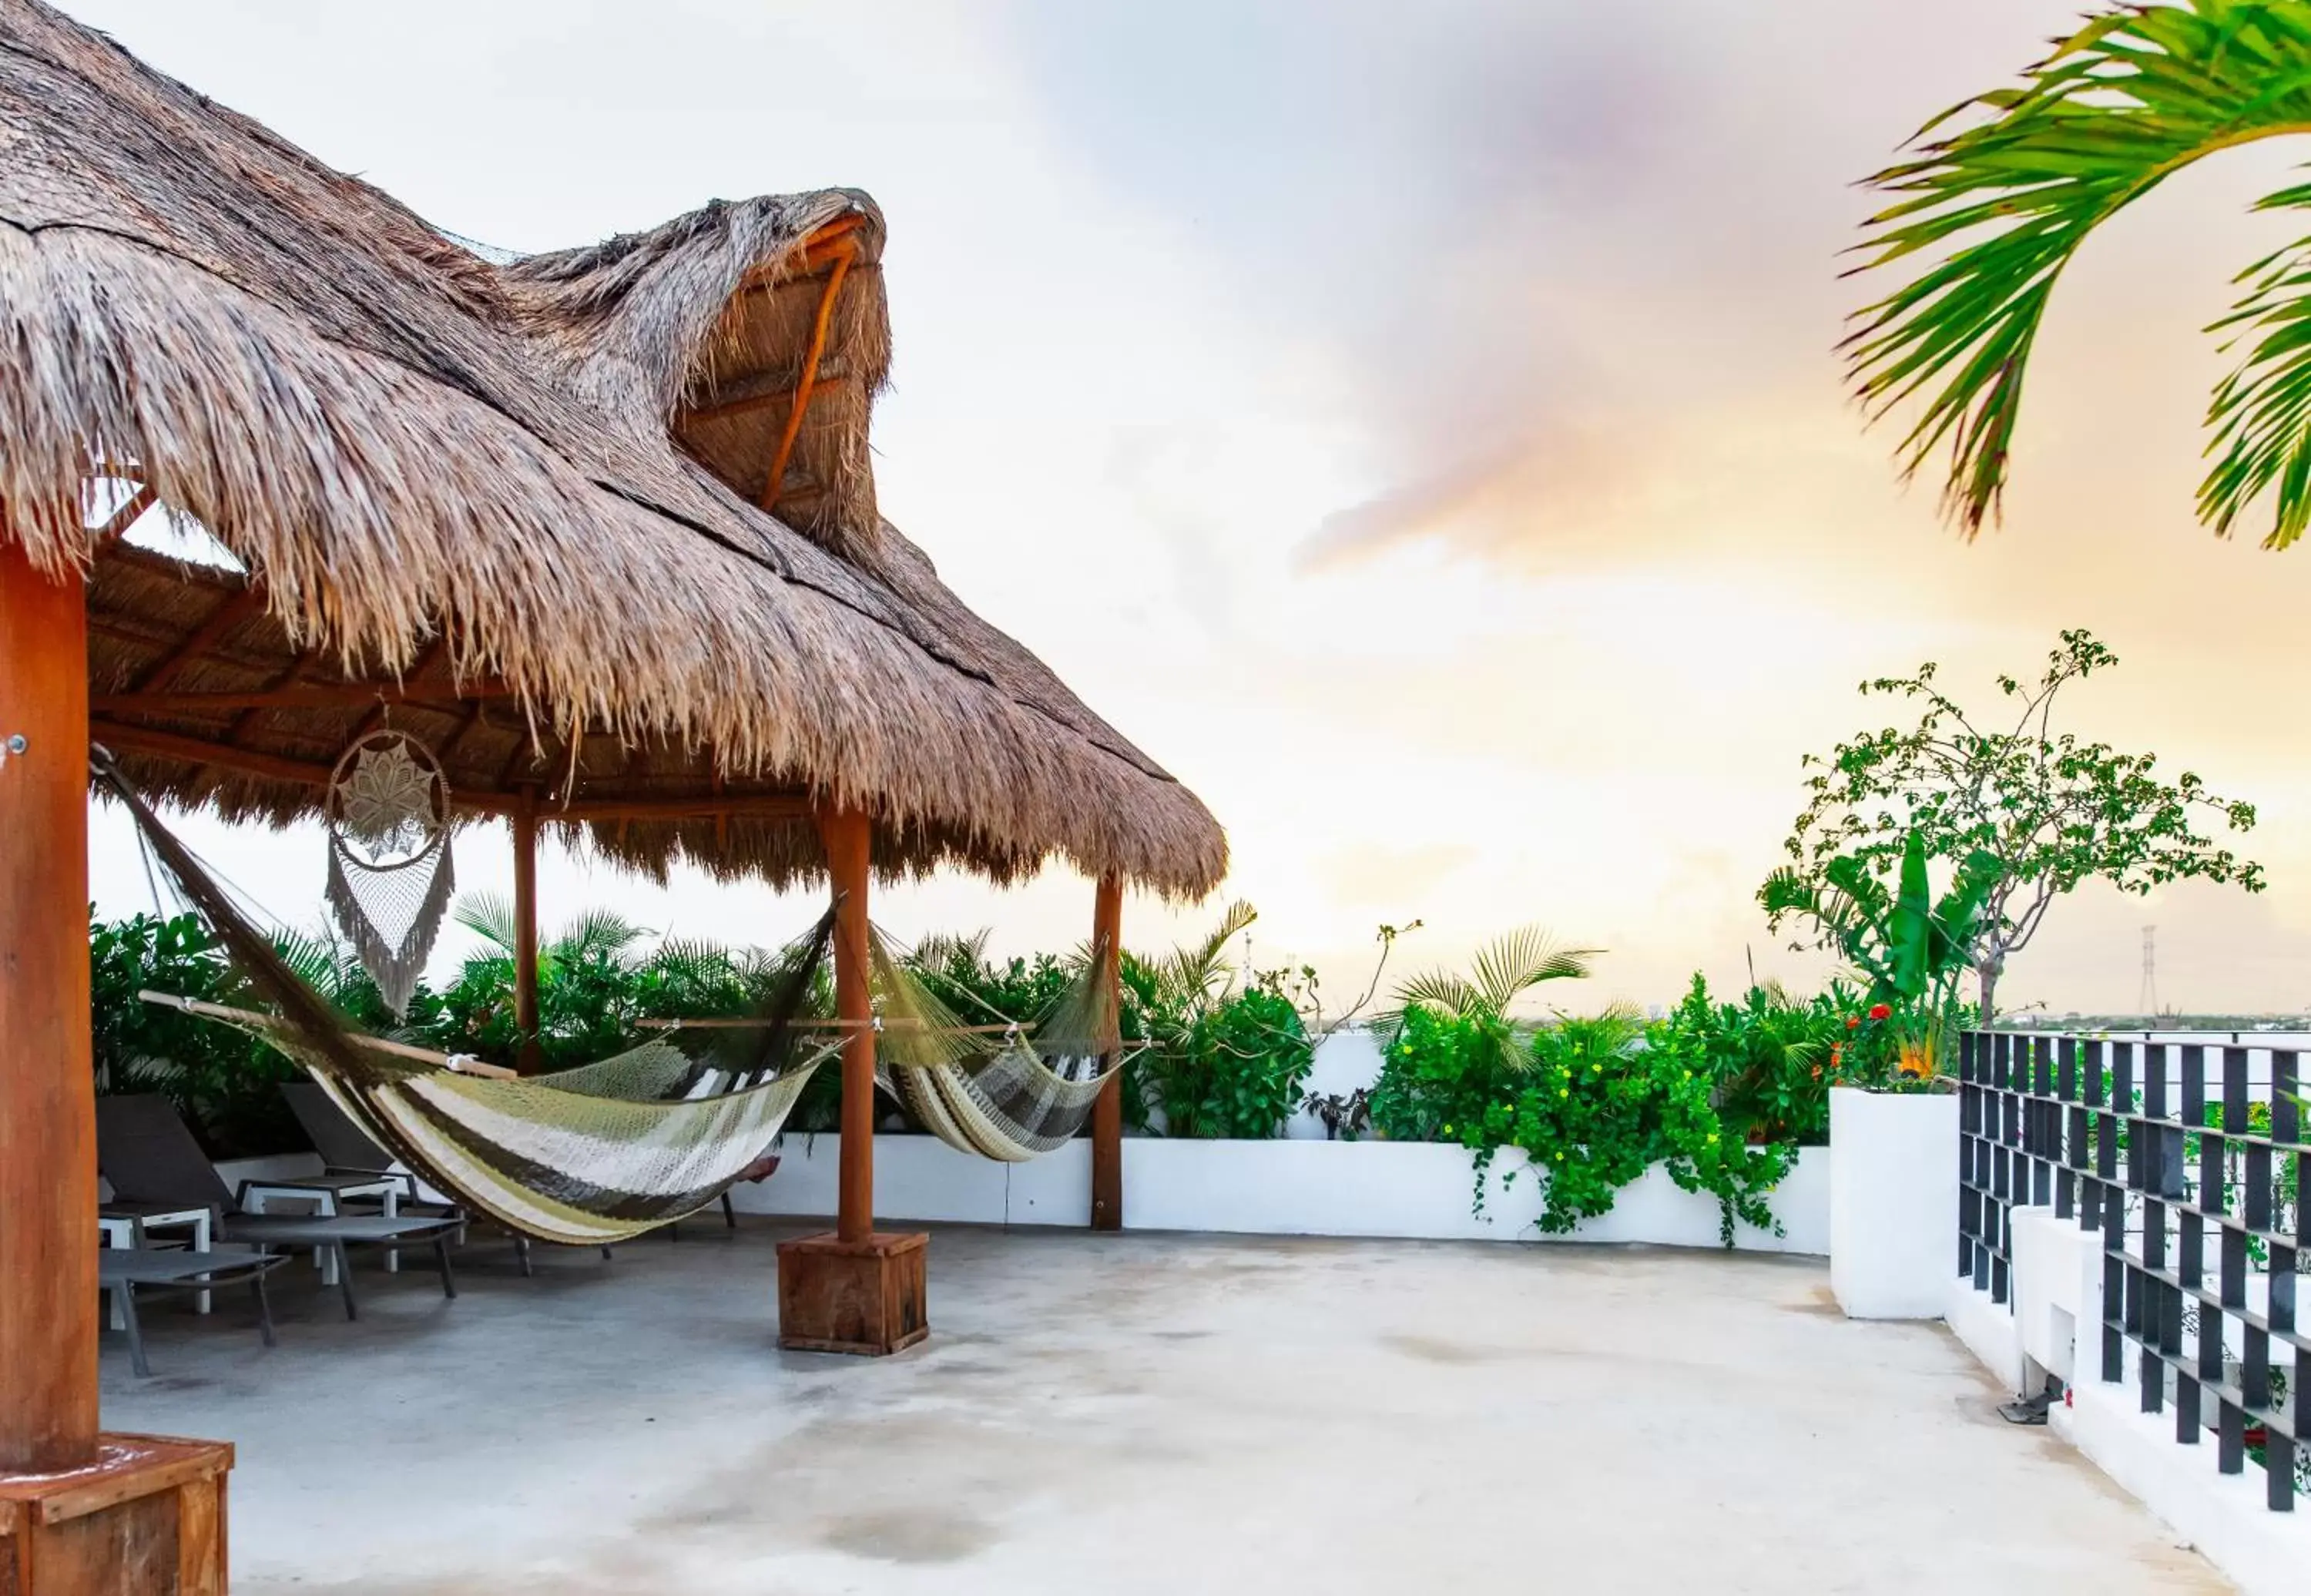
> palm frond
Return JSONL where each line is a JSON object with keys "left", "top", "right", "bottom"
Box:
{"left": 1389, "top": 971, "right": 1484, "bottom": 1018}
{"left": 1377, "top": 926, "right": 1598, "bottom": 1043}
{"left": 452, "top": 891, "right": 515, "bottom": 952}
{"left": 270, "top": 925, "right": 354, "bottom": 1002}
{"left": 648, "top": 936, "right": 739, "bottom": 986}
{"left": 1847, "top": 1, "right": 2311, "bottom": 544}
{"left": 907, "top": 928, "right": 993, "bottom": 974}
{"left": 1154, "top": 900, "right": 1257, "bottom": 1006}
{"left": 556, "top": 908, "right": 646, "bottom": 959}
{"left": 1467, "top": 926, "right": 1598, "bottom": 1012}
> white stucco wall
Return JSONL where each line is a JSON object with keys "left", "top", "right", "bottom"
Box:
{"left": 730, "top": 1133, "right": 1829, "bottom": 1254}
{"left": 1947, "top": 1197, "right": 2311, "bottom": 1596}
{"left": 1829, "top": 1088, "right": 1958, "bottom": 1317}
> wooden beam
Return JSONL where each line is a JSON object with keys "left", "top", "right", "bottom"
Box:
{"left": 733, "top": 214, "right": 869, "bottom": 295}
{"left": 760, "top": 236, "right": 857, "bottom": 513}
{"left": 89, "top": 720, "right": 806, "bottom": 825}
{"left": 0, "top": 538, "right": 98, "bottom": 1471}
{"left": 820, "top": 809, "right": 875, "bottom": 1244}
{"left": 348, "top": 634, "right": 455, "bottom": 744}
{"left": 541, "top": 794, "right": 813, "bottom": 823}
{"left": 128, "top": 586, "right": 266, "bottom": 693}
{"left": 442, "top": 698, "right": 495, "bottom": 763}
{"left": 497, "top": 723, "right": 558, "bottom": 792}
{"left": 224, "top": 643, "right": 324, "bottom": 747}
{"left": 678, "top": 370, "right": 853, "bottom": 427}
{"left": 1090, "top": 874, "right": 1125, "bottom": 1232}
{"left": 89, "top": 482, "right": 156, "bottom": 547}
{"left": 89, "top": 719, "right": 330, "bottom": 790}
{"left": 87, "top": 720, "right": 518, "bottom": 816}
{"left": 512, "top": 791, "right": 542, "bottom": 1075}
{"left": 93, "top": 681, "right": 505, "bottom": 716}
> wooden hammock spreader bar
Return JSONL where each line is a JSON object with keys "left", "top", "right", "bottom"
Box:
{"left": 636, "top": 1018, "right": 1020, "bottom": 1033}
{"left": 136, "top": 991, "right": 520, "bottom": 1078}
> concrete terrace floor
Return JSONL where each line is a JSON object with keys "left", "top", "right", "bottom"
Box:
{"left": 101, "top": 1225, "right": 2225, "bottom": 1594}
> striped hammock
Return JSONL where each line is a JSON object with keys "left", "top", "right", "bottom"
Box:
{"left": 303, "top": 1042, "right": 828, "bottom": 1246}
{"left": 869, "top": 928, "right": 1125, "bottom": 1163}
{"left": 153, "top": 998, "right": 840, "bottom": 1246}
{"left": 101, "top": 749, "right": 837, "bottom": 1246}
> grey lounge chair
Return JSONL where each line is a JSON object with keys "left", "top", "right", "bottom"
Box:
{"left": 280, "top": 1081, "right": 428, "bottom": 1191}
{"left": 279, "top": 1081, "right": 464, "bottom": 1217}
{"left": 99, "top": 1244, "right": 287, "bottom": 1377}
{"left": 96, "top": 1094, "right": 461, "bottom": 1320}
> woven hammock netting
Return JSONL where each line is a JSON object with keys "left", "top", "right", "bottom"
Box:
{"left": 94, "top": 749, "right": 837, "bottom": 1244}
{"left": 867, "top": 926, "right": 1126, "bottom": 1162}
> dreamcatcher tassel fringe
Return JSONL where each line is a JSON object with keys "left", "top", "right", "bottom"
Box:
{"left": 327, "top": 831, "right": 454, "bottom": 1017}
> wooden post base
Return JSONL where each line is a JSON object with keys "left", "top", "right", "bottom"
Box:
{"left": 776, "top": 1231, "right": 927, "bottom": 1356}
{"left": 0, "top": 1433, "right": 232, "bottom": 1594}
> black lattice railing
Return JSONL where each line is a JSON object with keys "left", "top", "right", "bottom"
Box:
{"left": 1957, "top": 1030, "right": 2309, "bottom": 1510}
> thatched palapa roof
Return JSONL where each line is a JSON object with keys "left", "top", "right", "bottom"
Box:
{"left": 0, "top": 0, "right": 1225, "bottom": 895}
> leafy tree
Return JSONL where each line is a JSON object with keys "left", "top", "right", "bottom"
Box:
{"left": 1846, "top": 1, "right": 2311, "bottom": 545}
{"left": 1766, "top": 632, "right": 2262, "bottom": 1018}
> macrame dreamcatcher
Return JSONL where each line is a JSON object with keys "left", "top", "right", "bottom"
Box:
{"left": 324, "top": 728, "right": 455, "bottom": 1017}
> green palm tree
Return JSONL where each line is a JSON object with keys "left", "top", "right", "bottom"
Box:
{"left": 1377, "top": 927, "right": 1601, "bottom": 1076}
{"left": 1848, "top": 1, "right": 2311, "bottom": 546}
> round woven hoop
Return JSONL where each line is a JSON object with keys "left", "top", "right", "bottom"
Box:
{"left": 325, "top": 727, "right": 452, "bottom": 873}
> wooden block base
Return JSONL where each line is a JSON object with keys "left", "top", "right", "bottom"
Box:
{"left": 0, "top": 1433, "right": 233, "bottom": 1595}
{"left": 776, "top": 1230, "right": 927, "bottom": 1356}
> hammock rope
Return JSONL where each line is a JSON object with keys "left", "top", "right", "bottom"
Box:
{"left": 96, "top": 748, "right": 839, "bottom": 1245}
{"left": 868, "top": 927, "right": 1129, "bottom": 1163}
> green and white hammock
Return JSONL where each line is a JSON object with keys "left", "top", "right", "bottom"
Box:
{"left": 867, "top": 929, "right": 1127, "bottom": 1163}
{"left": 143, "top": 994, "right": 841, "bottom": 1247}
{"left": 103, "top": 752, "right": 838, "bottom": 1246}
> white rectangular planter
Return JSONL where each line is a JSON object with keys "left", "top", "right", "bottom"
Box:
{"left": 1829, "top": 1087, "right": 1958, "bottom": 1317}
{"left": 730, "top": 1132, "right": 1827, "bottom": 1254}
{"left": 1125, "top": 1138, "right": 1825, "bottom": 1252}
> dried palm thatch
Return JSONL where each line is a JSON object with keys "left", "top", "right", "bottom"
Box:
{"left": 0, "top": 0, "right": 1224, "bottom": 896}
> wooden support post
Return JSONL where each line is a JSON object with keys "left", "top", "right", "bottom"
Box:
{"left": 1090, "top": 873, "right": 1125, "bottom": 1231}
{"left": 0, "top": 541, "right": 97, "bottom": 1474}
{"left": 822, "top": 809, "right": 875, "bottom": 1243}
{"left": 776, "top": 810, "right": 927, "bottom": 1356}
{"left": 511, "top": 792, "right": 542, "bottom": 1074}
{"left": 2, "top": 538, "right": 233, "bottom": 1593}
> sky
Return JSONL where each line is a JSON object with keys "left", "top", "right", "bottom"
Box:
{"left": 62, "top": 0, "right": 2311, "bottom": 1018}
